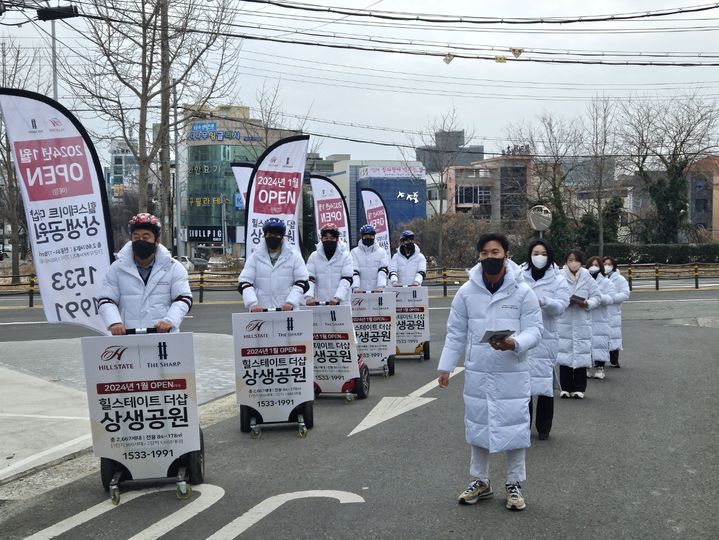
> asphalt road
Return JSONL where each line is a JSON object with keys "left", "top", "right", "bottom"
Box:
{"left": 0, "top": 290, "right": 717, "bottom": 538}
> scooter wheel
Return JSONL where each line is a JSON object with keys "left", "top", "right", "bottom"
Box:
{"left": 344, "top": 393, "right": 355, "bottom": 403}
{"left": 387, "top": 355, "right": 396, "bottom": 376}
{"left": 176, "top": 483, "right": 192, "bottom": 500}
{"left": 354, "top": 365, "right": 370, "bottom": 399}
{"left": 298, "top": 426, "right": 308, "bottom": 438}
{"left": 110, "top": 485, "right": 120, "bottom": 506}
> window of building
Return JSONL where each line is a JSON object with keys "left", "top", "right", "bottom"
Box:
{"left": 114, "top": 156, "right": 123, "bottom": 165}
{"left": 455, "top": 186, "right": 491, "bottom": 205}
{"left": 427, "top": 187, "right": 439, "bottom": 201}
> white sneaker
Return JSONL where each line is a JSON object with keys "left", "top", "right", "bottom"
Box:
{"left": 587, "top": 368, "right": 594, "bottom": 378}
{"left": 559, "top": 391, "right": 570, "bottom": 399}
{"left": 595, "top": 367, "right": 605, "bottom": 380}
{"left": 570, "top": 392, "right": 585, "bottom": 399}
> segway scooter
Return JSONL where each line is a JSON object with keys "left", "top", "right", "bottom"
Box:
{"left": 394, "top": 286, "right": 431, "bottom": 363}
{"left": 81, "top": 328, "right": 204, "bottom": 505}
{"left": 308, "top": 302, "right": 370, "bottom": 402}
{"left": 233, "top": 309, "right": 315, "bottom": 438}
{"left": 351, "top": 291, "right": 397, "bottom": 378}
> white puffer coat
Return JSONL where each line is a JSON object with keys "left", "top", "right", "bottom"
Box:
{"left": 389, "top": 245, "right": 427, "bottom": 286}
{"left": 521, "top": 264, "right": 570, "bottom": 396}
{"left": 438, "top": 262, "right": 543, "bottom": 453}
{"left": 606, "top": 270, "right": 630, "bottom": 350}
{"left": 238, "top": 239, "right": 309, "bottom": 310}
{"left": 305, "top": 241, "right": 354, "bottom": 304}
{"left": 590, "top": 272, "right": 615, "bottom": 362}
{"left": 350, "top": 240, "right": 390, "bottom": 290}
{"left": 99, "top": 242, "right": 192, "bottom": 332}
{"left": 557, "top": 267, "right": 602, "bottom": 369}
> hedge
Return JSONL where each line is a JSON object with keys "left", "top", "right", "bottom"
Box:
{"left": 585, "top": 243, "right": 719, "bottom": 264}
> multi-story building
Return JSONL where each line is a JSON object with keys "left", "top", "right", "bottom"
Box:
{"left": 106, "top": 139, "right": 140, "bottom": 199}
{"left": 181, "top": 105, "right": 299, "bottom": 256}
{"left": 328, "top": 159, "right": 426, "bottom": 244}
{"left": 415, "top": 130, "right": 484, "bottom": 173}
{"left": 445, "top": 154, "right": 533, "bottom": 223}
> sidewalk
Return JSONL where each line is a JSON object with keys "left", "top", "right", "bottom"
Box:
{"left": 0, "top": 365, "right": 90, "bottom": 484}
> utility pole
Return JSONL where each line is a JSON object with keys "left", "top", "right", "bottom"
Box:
{"left": 173, "top": 78, "right": 184, "bottom": 257}
{"left": 221, "top": 193, "right": 227, "bottom": 255}
{"left": 159, "top": 0, "right": 172, "bottom": 249}
{"left": 51, "top": 21, "right": 58, "bottom": 100}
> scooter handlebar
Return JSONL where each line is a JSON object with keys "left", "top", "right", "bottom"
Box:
{"left": 125, "top": 328, "right": 159, "bottom": 334}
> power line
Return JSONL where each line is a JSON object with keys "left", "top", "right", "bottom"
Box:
{"left": 237, "top": 0, "right": 719, "bottom": 25}
{"left": 73, "top": 10, "right": 719, "bottom": 66}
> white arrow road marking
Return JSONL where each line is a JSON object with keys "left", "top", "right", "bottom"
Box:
{"left": 206, "top": 490, "right": 365, "bottom": 539}
{"left": 24, "top": 484, "right": 224, "bottom": 540}
{"left": 348, "top": 367, "right": 464, "bottom": 437}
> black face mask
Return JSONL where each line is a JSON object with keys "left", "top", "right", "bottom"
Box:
{"left": 265, "top": 237, "right": 282, "bottom": 251}
{"left": 362, "top": 237, "right": 375, "bottom": 247}
{"left": 400, "top": 243, "right": 415, "bottom": 258}
{"left": 132, "top": 240, "right": 157, "bottom": 260}
{"left": 482, "top": 257, "right": 505, "bottom": 276}
{"left": 323, "top": 240, "right": 338, "bottom": 259}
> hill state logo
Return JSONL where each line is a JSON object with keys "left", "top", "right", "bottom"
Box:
{"left": 269, "top": 156, "right": 278, "bottom": 166}
{"left": 244, "top": 319, "right": 269, "bottom": 338}
{"left": 101, "top": 345, "right": 128, "bottom": 361}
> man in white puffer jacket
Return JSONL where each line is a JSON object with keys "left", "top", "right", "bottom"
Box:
{"left": 437, "top": 232, "right": 542, "bottom": 513}
{"left": 99, "top": 213, "right": 192, "bottom": 335}
{"left": 389, "top": 230, "right": 427, "bottom": 287}
{"left": 305, "top": 223, "right": 354, "bottom": 305}
{"left": 238, "top": 218, "right": 309, "bottom": 312}
{"left": 350, "top": 224, "right": 390, "bottom": 292}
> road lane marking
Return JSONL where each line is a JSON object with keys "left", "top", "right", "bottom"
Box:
{"left": 348, "top": 367, "right": 465, "bottom": 437}
{"left": 0, "top": 413, "right": 88, "bottom": 421}
{"left": 129, "top": 484, "right": 225, "bottom": 540}
{"left": 0, "top": 435, "right": 91, "bottom": 483}
{"left": 24, "top": 484, "right": 224, "bottom": 540}
{"left": 206, "top": 490, "right": 364, "bottom": 539}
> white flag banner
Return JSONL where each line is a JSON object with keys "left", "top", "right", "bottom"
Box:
{"left": 231, "top": 161, "right": 253, "bottom": 209}
{"left": 309, "top": 175, "right": 350, "bottom": 245}
{"left": 245, "top": 135, "right": 309, "bottom": 257}
{"left": 360, "top": 188, "right": 391, "bottom": 255}
{"left": 0, "top": 88, "right": 114, "bottom": 334}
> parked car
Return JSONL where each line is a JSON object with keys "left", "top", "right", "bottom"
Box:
{"left": 207, "top": 256, "right": 231, "bottom": 271}
{"left": 191, "top": 257, "right": 209, "bottom": 272}
{"left": 173, "top": 255, "right": 194, "bottom": 271}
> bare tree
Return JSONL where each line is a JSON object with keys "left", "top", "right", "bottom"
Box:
{"left": 582, "top": 97, "right": 618, "bottom": 258}
{"left": 61, "top": 0, "right": 241, "bottom": 246}
{"left": 508, "top": 112, "right": 583, "bottom": 253}
{"left": 619, "top": 95, "right": 719, "bottom": 243}
{"left": 402, "top": 108, "right": 477, "bottom": 266}
{"left": 0, "top": 38, "right": 51, "bottom": 281}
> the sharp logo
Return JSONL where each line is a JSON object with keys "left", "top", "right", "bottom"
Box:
{"left": 30, "top": 118, "right": 37, "bottom": 130}
{"left": 330, "top": 310, "right": 337, "bottom": 322}
{"left": 287, "top": 317, "right": 294, "bottom": 331}
{"left": 101, "top": 345, "right": 128, "bottom": 361}
{"left": 246, "top": 319, "right": 266, "bottom": 332}
{"left": 157, "top": 341, "right": 168, "bottom": 360}
{"left": 412, "top": 290, "right": 417, "bottom": 299}
{"left": 378, "top": 296, "right": 383, "bottom": 307}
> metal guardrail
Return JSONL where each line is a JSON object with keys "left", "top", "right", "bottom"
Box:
{"left": 3, "top": 264, "right": 719, "bottom": 307}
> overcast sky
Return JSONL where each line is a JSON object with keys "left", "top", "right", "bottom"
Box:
{"left": 5, "top": 0, "right": 719, "bottom": 164}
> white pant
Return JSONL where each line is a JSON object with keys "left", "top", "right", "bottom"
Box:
{"left": 470, "top": 445, "right": 526, "bottom": 484}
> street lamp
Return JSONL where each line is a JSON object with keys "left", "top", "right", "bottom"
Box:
{"left": 36, "top": 5, "right": 79, "bottom": 101}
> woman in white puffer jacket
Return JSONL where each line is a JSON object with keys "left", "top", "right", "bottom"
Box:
{"left": 520, "top": 239, "right": 569, "bottom": 440}
{"left": 238, "top": 219, "right": 309, "bottom": 311}
{"left": 389, "top": 230, "right": 427, "bottom": 287}
{"left": 305, "top": 225, "right": 354, "bottom": 305}
{"left": 585, "top": 256, "right": 616, "bottom": 380}
{"left": 603, "top": 256, "right": 630, "bottom": 369}
{"left": 351, "top": 224, "right": 390, "bottom": 292}
{"left": 556, "top": 249, "right": 601, "bottom": 399}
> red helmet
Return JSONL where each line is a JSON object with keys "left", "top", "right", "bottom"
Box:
{"left": 320, "top": 222, "right": 340, "bottom": 238}
{"left": 129, "top": 213, "right": 161, "bottom": 236}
